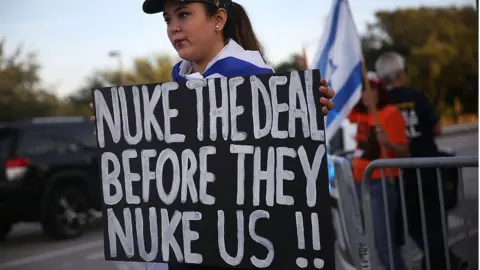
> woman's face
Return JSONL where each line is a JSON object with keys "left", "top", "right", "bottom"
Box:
{"left": 361, "top": 87, "right": 378, "bottom": 108}
{"left": 163, "top": 2, "right": 219, "bottom": 62}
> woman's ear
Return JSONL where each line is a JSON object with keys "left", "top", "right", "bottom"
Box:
{"left": 213, "top": 8, "right": 228, "bottom": 31}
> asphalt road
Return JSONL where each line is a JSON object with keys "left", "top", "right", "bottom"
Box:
{"left": 0, "top": 130, "right": 477, "bottom": 270}
{"left": 404, "top": 131, "right": 479, "bottom": 269}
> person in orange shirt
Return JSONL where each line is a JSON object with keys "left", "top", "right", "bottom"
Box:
{"left": 349, "top": 76, "right": 410, "bottom": 270}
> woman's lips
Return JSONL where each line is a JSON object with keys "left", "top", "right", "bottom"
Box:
{"left": 174, "top": 39, "right": 187, "bottom": 49}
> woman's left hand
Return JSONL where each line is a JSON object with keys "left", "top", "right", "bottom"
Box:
{"left": 376, "top": 126, "right": 391, "bottom": 147}
{"left": 319, "top": 78, "right": 335, "bottom": 115}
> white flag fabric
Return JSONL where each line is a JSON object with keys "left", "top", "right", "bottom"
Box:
{"left": 312, "top": 0, "right": 363, "bottom": 141}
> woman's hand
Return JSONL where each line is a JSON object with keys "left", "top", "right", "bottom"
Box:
{"left": 361, "top": 91, "right": 375, "bottom": 109}
{"left": 90, "top": 103, "right": 96, "bottom": 135}
{"left": 376, "top": 126, "right": 390, "bottom": 147}
{"left": 377, "top": 125, "right": 410, "bottom": 157}
{"left": 320, "top": 78, "right": 335, "bottom": 115}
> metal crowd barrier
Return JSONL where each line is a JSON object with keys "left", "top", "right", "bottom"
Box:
{"left": 330, "top": 155, "right": 371, "bottom": 270}
{"left": 361, "top": 156, "right": 478, "bottom": 270}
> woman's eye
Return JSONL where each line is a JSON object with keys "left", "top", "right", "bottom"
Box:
{"left": 164, "top": 17, "right": 171, "bottom": 24}
{"left": 178, "top": 12, "right": 189, "bottom": 19}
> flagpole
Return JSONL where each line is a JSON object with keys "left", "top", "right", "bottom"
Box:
{"left": 360, "top": 57, "right": 394, "bottom": 183}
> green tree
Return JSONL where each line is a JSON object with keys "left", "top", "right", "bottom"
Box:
{"left": 0, "top": 40, "right": 62, "bottom": 122}
{"left": 67, "top": 54, "right": 175, "bottom": 116}
{"left": 102, "top": 54, "right": 174, "bottom": 85}
{"left": 66, "top": 72, "right": 106, "bottom": 116}
{"left": 274, "top": 54, "right": 303, "bottom": 73}
{"left": 362, "top": 6, "right": 478, "bottom": 115}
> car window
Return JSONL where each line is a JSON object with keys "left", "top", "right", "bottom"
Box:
{"left": 16, "top": 132, "right": 59, "bottom": 156}
{"left": 55, "top": 122, "right": 96, "bottom": 148}
{"left": 75, "top": 123, "right": 96, "bottom": 148}
{"left": 15, "top": 121, "right": 97, "bottom": 156}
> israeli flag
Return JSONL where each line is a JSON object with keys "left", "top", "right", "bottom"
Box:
{"left": 312, "top": 0, "right": 363, "bottom": 141}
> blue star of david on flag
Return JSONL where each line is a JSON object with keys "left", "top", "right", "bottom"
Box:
{"left": 311, "top": 0, "right": 363, "bottom": 141}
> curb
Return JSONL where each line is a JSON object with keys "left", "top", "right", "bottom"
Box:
{"left": 440, "top": 124, "right": 478, "bottom": 137}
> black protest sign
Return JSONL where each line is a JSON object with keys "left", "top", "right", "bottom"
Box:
{"left": 93, "top": 69, "right": 335, "bottom": 270}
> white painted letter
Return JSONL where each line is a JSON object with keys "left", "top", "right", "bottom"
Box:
{"left": 276, "top": 147, "right": 296, "bottom": 205}
{"left": 160, "top": 209, "right": 184, "bottom": 262}
{"left": 135, "top": 207, "right": 158, "bottom": 261}
{"left": 230, "top": 144, "right": 254, "bottom": 205}
{"left": 181, "top": 149, "right": 199, "bottom": 203}
{"left": 229, "top": 77, "right": 247, "bottom": 141}
{"left": 269, "top": 76, "right": 289, "bottom": 139}
{"left": 162, "top": 82, "right": 185, "bottom": 143}
{"left": 209, "top": 78, "right": 229, "bottom": 141}
{"left": 141, "top": 149, "right": 157, "bottom": 203}
{"left": 199, "top": 146, "right": 216, "bottom": 205}
{"left": 101, "top": 152, "right": 122, "bottom": 205}
{"left": 122, "top": 149, "right": 140, "bottom": 204}
{"left": 182, "top": 211, "right": 203, "bottom": 264}
{"left": 218, "top": 210, "right": 244, "bottom": 266}
{"left": 119, "top": 86, "right": 143, "bottom": 145}
{"left": 298, "top": 144, "right": 325, "bottom": 207}
{"left": 156, "top": 149, "right": 181, "bottom": 205}
{"left": 288, "top": 72, "right": 310, "bottom": 138}
{"left": 186, "top": 80, "right": 207, "bottom": 141}
{"left": 249, "top": 210, "right": 274, "bottom": 268}
{"left": 107, "top": 208, "right": 134, "bottom": 258}
{"left": 94, "top": 88, "right": 121, "bottom": 148}
{"left": 250, "top": 76, "right": 272, "bottom": 139}
{"left": 142, "top": 85, "right": 164, "bottom": 141}
{"left": 304, "top": 70, "right": 325, "bottom": 141}
{"left": 253, "top": 147, "right": 275, "bottom": 206}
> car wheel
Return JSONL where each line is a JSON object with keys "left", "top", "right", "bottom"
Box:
{"left": 42, "top": 186, "right": 89, "bottom": 240}
{"left": 0, "top": 221, "right": 12, "bottom": 241}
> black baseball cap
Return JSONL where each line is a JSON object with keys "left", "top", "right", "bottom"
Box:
{"left": 143, "top": 0, "right": 232, "bottom": 14}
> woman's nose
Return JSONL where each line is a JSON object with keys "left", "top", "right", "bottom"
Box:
{"left": 168, "top": 21, "right": 181, "bottom": 35}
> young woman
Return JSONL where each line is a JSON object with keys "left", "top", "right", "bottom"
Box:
{"left": 92, "top": 0, "right": 335, "bottom": 269}
{"left": 144, "top": 0, "right": 334, "bottom": 111}
{"left": 348, "top": 77, "right": 409, "bottom": 270}
{"left": 90, "top": 0, "right": 334, "bottom": 124}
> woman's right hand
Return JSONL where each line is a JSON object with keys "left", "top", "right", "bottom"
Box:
{"left": 90, "top": 103, "right": 96, "bottom": 135}
{"left": 361, "top": 91, "right": 375, "bottom": 109}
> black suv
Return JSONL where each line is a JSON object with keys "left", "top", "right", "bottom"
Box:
{"left": 0, "top": 117, "right": 101, "bottom": 240}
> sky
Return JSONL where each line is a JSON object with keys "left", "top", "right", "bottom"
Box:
{"left": 1, "top": 0, "right": 475, "bottom": 97}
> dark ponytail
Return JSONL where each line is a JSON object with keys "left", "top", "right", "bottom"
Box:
{"left": 205, "top": 2, "right": 266, "bottom": 59}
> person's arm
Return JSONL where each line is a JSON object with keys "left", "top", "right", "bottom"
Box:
{"left": 377, "top": 109, "right": 410, "bottom": 157}
{"left": 385, "top": 138, "right": 410, "bottom": 157}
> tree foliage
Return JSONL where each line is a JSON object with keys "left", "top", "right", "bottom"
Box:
{"left": 362, "top": 6, "right": 478, "bottom": 114}
{"left": 274, "top": 54, "right": 303, "bottom": 73}
{"left": 66, "top": 55, "right": 175, "bottom": 116}
{"left": 0, "top": 40, "right": 65, "bottom": 122}
{"left": 1, "top": 5, "right": 477, "bottom": 123}
{"left": 0, "top": 41, "right": 175, "bottom": 122}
